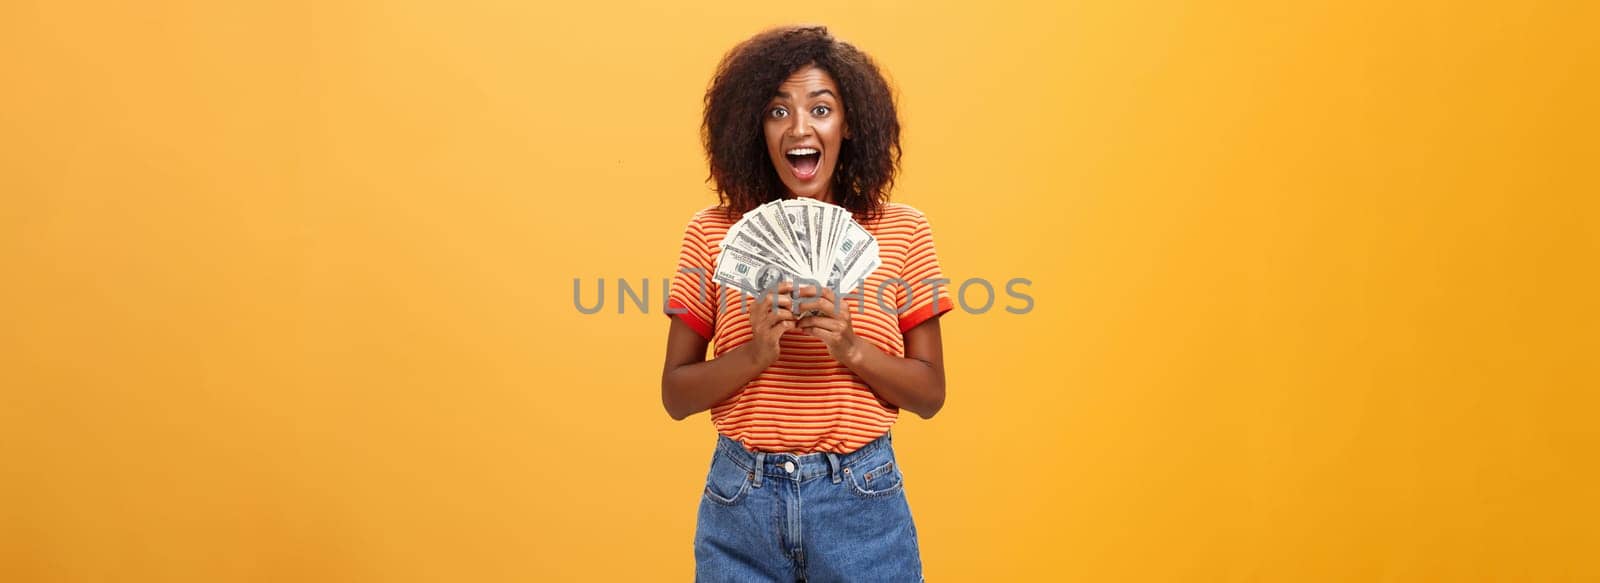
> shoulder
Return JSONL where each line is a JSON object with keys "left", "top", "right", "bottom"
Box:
{"left": 686, "top": 205, "right": 736, "bottom": 229}
{"left": 871, "top": 202, "right": 933, "bottom": 230}
{"left": 678, "top": 205, "right": 733, "bottom": 253}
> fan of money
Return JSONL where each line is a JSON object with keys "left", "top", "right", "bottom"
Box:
{"left": 714, "top": 198, "right": 881, "bottom": 302}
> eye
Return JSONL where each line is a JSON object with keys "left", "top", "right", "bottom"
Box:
{"left": 769, "top": 107, "right": 789, "bottom": 119}
{"left": 811, "top": 105, "right": 831, "bottom": 117}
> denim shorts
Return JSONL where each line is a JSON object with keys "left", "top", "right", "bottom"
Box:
{"left": 693, "top": 431, "right": 924, "bottom": 582}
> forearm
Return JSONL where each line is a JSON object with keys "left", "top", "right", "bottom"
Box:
{"left": 662, "top": 344, "right": 766, "bottom": 420}
{"left": 840, "top": 339, "right": 945, "bottom": 419}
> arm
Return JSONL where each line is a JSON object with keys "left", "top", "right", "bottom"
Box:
{"left": 796, "top": 287, "right": 947, "bottom": 419}
{"left": 840, "top": 318, "right": 946, "bottom": 419}
{"left": 661, "top": 284, "right": 797, "bottom": 420}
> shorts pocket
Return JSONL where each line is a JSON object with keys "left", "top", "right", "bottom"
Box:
{"left": 844, "top": 457, "right": 905, "bottom": 498}
{"left": 703, "top": 452, "right": 753, "bottom": 506}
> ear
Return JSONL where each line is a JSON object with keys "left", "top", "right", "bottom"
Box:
{"left": 843, "top": 122, "right": 853, "bottom": 140}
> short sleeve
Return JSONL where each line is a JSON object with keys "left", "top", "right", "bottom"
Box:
{"left": 895, "top": 209, "right": 956, "bottom": 333}
{"left": 665, "top": 213, "right": 719, "bottom": 340}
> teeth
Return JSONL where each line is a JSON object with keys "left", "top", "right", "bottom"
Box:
{"left": 786, "top": 148, "right": 819, "bottom": 156}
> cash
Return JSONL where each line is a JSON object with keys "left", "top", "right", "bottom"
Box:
{"left": 713, "top": 198, "right": 881, "bottom": 300}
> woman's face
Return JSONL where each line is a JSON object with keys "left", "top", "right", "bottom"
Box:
{"left": 764, "top": 65, "right": 849, "bottom": 202}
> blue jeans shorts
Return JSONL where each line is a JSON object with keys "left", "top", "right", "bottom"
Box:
{"left": 693, "top": 431, "right": 924, "bottom": 582}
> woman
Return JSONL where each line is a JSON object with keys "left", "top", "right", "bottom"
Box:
{"left": 662, "top": 25, "right": 953, "bottom": 582}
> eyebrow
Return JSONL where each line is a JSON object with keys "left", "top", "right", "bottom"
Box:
{"left": 773, "top": 89, "right": 837, "bottom": 100}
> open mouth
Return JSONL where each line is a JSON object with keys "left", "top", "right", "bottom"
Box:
{"left": 785, "top": 147, "right": 822, "bottom": 181}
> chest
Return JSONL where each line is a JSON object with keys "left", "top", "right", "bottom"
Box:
{"left": 705, "top": 227, "right": 910, "bottom": 357}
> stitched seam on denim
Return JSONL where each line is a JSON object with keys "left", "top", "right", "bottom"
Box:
{"left": 715, "top": 438, "right": 757, "bottom": 472}
{"left": 773, "top": 480, "right": 790, "bottom": 562}
{"left": 790, "top": 479, "right": 804, "bottom": 563}
{"left": 726, "top": 432, "right": 890, "bottom": 466}
{"left": 846, "top": 459, "right": 904, "bottom": 497}
{"left": 703, "top": 456, "right": 752, "bottom": 506}
{"left": 847, "top": 478, "right": 905, "bottom": 498}
{"left": 841, "top": 454, "right": 895, "bottom": 478}
{"left": 718, "top": 433, "right": 894, "bottom": 490}
{"left": 703, "top": 479, "right": 749, "bottom": 506}
{"left": 714, "top": 445, "right": 755, "bottom": 473}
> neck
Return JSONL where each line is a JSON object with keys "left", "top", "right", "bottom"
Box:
{"left": 790, "top": 190, "right": 834, "bottom": 205}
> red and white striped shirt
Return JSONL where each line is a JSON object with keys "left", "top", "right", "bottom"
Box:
{"left": 667, "top": 202, "right": 954, "bottom": 453}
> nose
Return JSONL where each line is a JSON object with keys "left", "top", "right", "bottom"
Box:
{"left": 786, "top": 111, "right": 813, "bottom": 138}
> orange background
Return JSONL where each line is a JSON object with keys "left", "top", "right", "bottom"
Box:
{"left": 3, "top": 0, "right": 1596, "bottom": 581}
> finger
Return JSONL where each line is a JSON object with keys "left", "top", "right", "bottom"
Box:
{"left": 796, "top": 290, "right": 833, "bottom": 314}
{"left": 775, "top": 281, "right": 794, "bottom": 295}
{"left": 796, "top": 297, "right": 834, "bottom": 318}
{"left": 771, "top": 308, "right": 797, "bottom": 322}
{"left": 815, "top": 297, "right": 836, "bottom": 317}
{"left": 772, "top": 293, "right": 793, "bottom": 311}
{"left": 798, "top": 316, "right": 842, "bottom": 332}
{"left": 795, "top": 284, "right": 820, "bottom": 298}
{"left": 816, "top": 288, "right": 845, "bottom": 318}
{"left": 801, "top": 326, "right": 837, "bottom": 341}
{"left": 790, "top": 292, "right": 816, "bottom": 314}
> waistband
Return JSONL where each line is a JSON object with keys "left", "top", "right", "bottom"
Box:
{"left": 714, "top": 432, "right": 895, "bottom": 487}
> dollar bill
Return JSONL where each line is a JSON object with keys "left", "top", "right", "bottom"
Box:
{"left": 712, "top": 198, "right": 881, "bottom": 301}
{"left": 714, "top": 244, "right": 794, "bottom": 297}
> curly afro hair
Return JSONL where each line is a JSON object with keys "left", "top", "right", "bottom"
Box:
{"left": 702, "top": 25, "right": 902, "bottom": 221}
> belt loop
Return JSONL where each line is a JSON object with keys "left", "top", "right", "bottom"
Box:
{"left": 751, "top": 451, "right": 765, "bottom": 488}
{"left": 826, "top": 452, "right": 842, "bottom": 484}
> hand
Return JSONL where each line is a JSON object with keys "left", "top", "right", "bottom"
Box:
{"left": 796, "top": 286, "right": 862, "bottom": 365}
{"left": 746, "top": 281, "right": 796, "bottom": 368}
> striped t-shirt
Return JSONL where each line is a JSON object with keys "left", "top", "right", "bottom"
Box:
{"left": 666, "top": 201, "right": 954, "bottom": 454}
